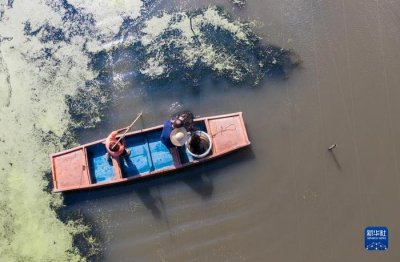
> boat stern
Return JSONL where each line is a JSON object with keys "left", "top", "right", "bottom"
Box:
{"left": 51, "top": 148, "right": 91, "bottom": 192}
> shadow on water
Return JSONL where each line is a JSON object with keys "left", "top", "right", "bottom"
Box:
{"left": 135, "top": 186, "right": 162, "bottom": 219}
{"left": 62, "top": 146, "right": 255, "bottom": 220}
{"left": 182, "top": 172, "right": 213, "bottom": 200}
{"left": 328, "top": 150, "right": 342, "bottom": 170}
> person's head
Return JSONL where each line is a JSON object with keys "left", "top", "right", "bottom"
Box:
{"left": 173, "top": 111, "right": 193, "bottom": 129}
{"left": 172, "top": 117, "right": 184, "bottom": 128}
{"left": 109, "top": 142, "right": 120, "bottom": 152}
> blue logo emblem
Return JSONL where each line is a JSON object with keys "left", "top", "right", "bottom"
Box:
{"left": 365, "top": 226, "right": 388, "bottom": 250}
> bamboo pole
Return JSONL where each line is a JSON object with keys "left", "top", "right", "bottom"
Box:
{"left": 111, "top": 112, "right": 143, "bottom": 150}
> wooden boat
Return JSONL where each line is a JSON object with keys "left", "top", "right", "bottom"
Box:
{"left": 51, "top": 112, "right": 251, "bottom": 192}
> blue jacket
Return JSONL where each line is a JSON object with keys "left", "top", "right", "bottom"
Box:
{"left": 160, "top": 120, "right": 174, "bottom": 148}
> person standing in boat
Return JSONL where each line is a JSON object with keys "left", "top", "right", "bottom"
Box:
{"left": 105, "top": 127, "right": 131, "bottom": 160}
{"left": 160, "top": 111, "right": 194, "bottom": 147}
{"left": 160, "top": 111, "right": 194, "bottom": 165}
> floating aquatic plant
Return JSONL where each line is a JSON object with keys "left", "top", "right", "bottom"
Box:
{"left": 231, "top": 0, "right": 246, "bottom": 8}
{"left": 108, "top": 6, "right": 299, "bottom": 87}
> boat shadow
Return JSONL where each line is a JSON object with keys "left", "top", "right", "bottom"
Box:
{"left": 134, "top": 186, "right": 163, "bottom": 219}
{"left": 62, "top": 146, "right": 255, "bottom": 220}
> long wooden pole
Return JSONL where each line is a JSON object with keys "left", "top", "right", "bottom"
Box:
{"left": 111, "top": 112, "right": 143, "bottom": 150}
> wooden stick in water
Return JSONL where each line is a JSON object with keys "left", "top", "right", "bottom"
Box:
{"left": 328, "top": 144, "right": 337, "bottom": 150}
{"left": 111, "top": 112, "right": 143, "bottom": 150}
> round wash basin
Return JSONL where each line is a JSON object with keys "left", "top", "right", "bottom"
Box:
{"left": 185, "top": 131, "right": 212, "bottom": 159}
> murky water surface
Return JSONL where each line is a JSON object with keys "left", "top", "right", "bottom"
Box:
{"left": 1, "top": 0, "right": 400, "bottom": 261}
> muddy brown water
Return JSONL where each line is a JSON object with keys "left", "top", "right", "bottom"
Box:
{"left": 65, "top": 0, "right": 400, "bottom": 261}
